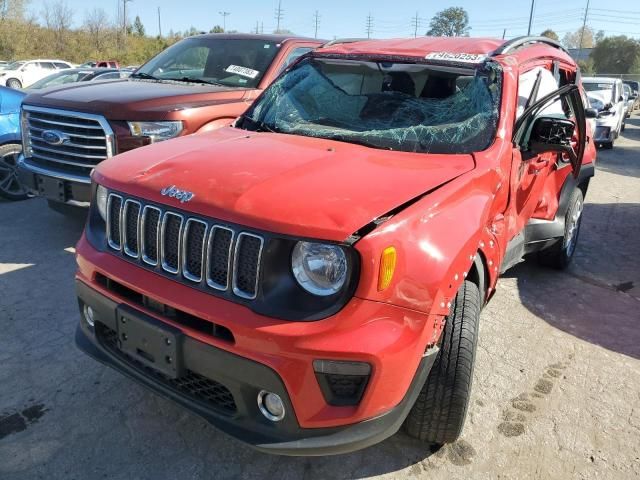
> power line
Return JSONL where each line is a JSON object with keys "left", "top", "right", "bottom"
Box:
{"left": 365, "top": 13, "right": 373, "bottom": 39}
{"left": 275, "top": 0, "right": 284, "bottom": 32}
{"left": 313, "top": 10, "right": 320, "bottom": 38}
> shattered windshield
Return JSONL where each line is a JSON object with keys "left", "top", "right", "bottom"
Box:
{"left": 241, "top": 57, "right": 501, "bottom": 154}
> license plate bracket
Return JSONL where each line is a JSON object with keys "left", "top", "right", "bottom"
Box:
{"left": 36, "top": 175, "right": 66, "bottom": 202}
{"left": 116, "top": 305, "right": 184, "bottom": 379}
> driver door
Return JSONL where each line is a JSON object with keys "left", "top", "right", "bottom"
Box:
{"left": 509, "top": 84, "right": 586, "bottom": 236}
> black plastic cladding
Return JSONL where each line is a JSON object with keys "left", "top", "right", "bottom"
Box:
{"left": 86, "top": 187, "right": 361, "bottom": 322}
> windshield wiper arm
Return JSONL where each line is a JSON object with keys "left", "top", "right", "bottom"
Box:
{"left": 175, "top": 77, "right": 225, "bottom": 86}
{"left": 240, "top": 115, "right": 279, "bottom": 133}
{"left": 130, "top": 72, "right": 161, "bottom": 81}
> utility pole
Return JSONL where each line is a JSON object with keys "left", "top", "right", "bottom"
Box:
{"left": 219, "top": 11, "right": 230, "bottom": 31}
{"left": 255, "top": 20, "right": 259, "bottom": 34}
{"left": 157, "top": 7, "right": 162, "bottom": 37}
{"left": 313, "top": 10, "right": 320, "bottom": 38}
{"left": 502, "top": 28, "right": 506, "bottom": 39}
{"left": 275, "top": 0, "right": 283, "bottom": 32}
{"left": 123, "top": 0, "right": 132, "bottom": 37}
{"left": 578, "top": 0, "right": 590, "bottom": 52}
{"left": 527, "top": 0, "right": 535, "bottom": 36}
{"left": 365, "top": 14, "right": 373, "bottom": 39}
{"left": 411, "top": 11, "right": 420, "bottom": 38}
{"left": 261, "top": 21, "right": 264, "bottom": 34}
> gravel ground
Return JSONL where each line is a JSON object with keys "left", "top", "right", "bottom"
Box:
{"left": 1, "top": 116, "right": 639, "bottom": 480}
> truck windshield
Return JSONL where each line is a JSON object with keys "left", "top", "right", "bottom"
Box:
{"left": 135, "top": 37, "right": 280, "bottom": 88}
{"left": 241, "top": 57, "right": 501, "bottom": 154}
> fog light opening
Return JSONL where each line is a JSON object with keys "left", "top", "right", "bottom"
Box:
{"left": 83, "top": 304, "right": 95, "bottom": 327}
{"left": 257, "top": 390, "right": 285, "bottom": 422}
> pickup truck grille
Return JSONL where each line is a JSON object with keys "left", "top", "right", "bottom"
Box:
{"left": 106, "top": 193, "right": 264, "bottom": 300}
{"left": 23, "top": 106, "right": 113, "bottom": 175}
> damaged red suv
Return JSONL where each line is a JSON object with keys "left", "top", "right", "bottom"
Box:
{"left": 75, "top": 36, "right": 596, "bottom": 455}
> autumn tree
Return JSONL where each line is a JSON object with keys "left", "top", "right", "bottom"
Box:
{"left": 427, "top": 7, "right": 470, "bottom": 37}
{"left": 42, "top": 0, "right": 73, "bottom": 55}
{"left": 540, "top": 29, "right": 559, "bottom": 41}
{"left": 83, "top": 7, "right": 110, "bottom": 52}
{"left": 210, "top": 25, "right": 224, "bottom": 33}
{"left": 562, "top": 26, "right": 594, "bottom": 49}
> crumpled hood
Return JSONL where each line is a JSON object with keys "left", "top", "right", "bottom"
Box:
{"left": 95, "top": 127, "right": 475, "bottom": 242}
{"left": 587, "top": 90, "right": 613, "bottom": 110}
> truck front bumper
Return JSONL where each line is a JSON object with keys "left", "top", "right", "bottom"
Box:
{"left": 75, "top": 280, "right": 437, "bottom": 456}
{"left": 17, "top": 154, "right": 91, "bottom": 206}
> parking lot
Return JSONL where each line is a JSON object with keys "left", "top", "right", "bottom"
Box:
{"left": 1, "top": 116, "right": 639, "bottom": 479}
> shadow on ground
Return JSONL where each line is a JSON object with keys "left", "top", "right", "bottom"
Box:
{"left": 504, "top": 201, "right": 640, "bottom": 360}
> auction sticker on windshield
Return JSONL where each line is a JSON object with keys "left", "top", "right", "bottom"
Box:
{"left": 425, "top": 52, "right": 488, "bottom": 64}
{"left": 225, "top": 65, "right": 260, "bottom": 79}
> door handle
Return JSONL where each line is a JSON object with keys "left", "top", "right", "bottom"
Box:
{"left": 529, "top": 159, "right": 549, "bottom": 174}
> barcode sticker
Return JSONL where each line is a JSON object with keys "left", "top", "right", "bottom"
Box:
{"left": 225, "top": 65, "right": 260, "bottom": 79}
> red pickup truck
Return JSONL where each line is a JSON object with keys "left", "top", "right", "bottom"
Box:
{"left": 74, "top": 36, "right": 596, "bottom": 455}
{"left": 17, "top": 34, "right": 322, "bottom": 214}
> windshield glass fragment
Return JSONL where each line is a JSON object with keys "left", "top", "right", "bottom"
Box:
{"left": 242, "top": 57, "right": 502, "bottom": 154}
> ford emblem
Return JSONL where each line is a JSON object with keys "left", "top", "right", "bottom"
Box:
{"left": 41, "top": 130, "right": 70, "bottom": 146}
{"left": 160, "top": 185, "right": 195, "bottom": 203}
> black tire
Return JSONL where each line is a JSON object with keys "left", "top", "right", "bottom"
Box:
{"left": 602, "top": 140, "right": 613, "bottom": 150}
{"left": 538, "top": 188, "right": 584, "bottom": 270}
{"left": 403, "top": 280, "right": 481, "bottom": 444}
{"left": 0, "top": 143, "right": 30, "bottom": 200}
{"left": 6, "top": 78, "right": 22, "bottom": 89}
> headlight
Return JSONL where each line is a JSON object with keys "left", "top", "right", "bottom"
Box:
{"left": 128, "top": 121, "right": 183, "bottom": 142}
{"left": 96, "top": 184, "right": 108, "bottom": 221}
{"left": 292, "top": 242, "right": 347, "bottom": 296}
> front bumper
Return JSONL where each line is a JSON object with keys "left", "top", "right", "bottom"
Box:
{"left": 75, "top": 280, "right": 437, "bottom": 455}
{"left": 17, "top": 154, "right": 91, "bottom": 206}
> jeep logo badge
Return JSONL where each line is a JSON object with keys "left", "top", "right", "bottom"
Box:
{"left": 160, "top": 185, "right": 195, "bottom": 203}
{"left": 41, "top": 130, "right": 70, "bottom": 146}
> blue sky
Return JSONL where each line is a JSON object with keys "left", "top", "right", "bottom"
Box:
{"left": 28, "top": 0, "right": 640, "bottom": 40}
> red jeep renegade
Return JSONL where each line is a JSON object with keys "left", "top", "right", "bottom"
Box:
{"left": 75, "top": 36, "right": 596, "bottom": 455}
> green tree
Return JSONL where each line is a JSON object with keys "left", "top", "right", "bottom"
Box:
{"left": 591, "top": 36, "right": 640, "bottom": 74}
{"left": 562, "top": 26, "right": 594, "bottom": 49}
{"left": 427, "top": 7, "right": 470, "bottom": 37}
{"left": 595, "top": 30, "right": 605, "bottom": 45}
{"left": 577, "top": 59, "right": 595, "bottom": 75}
{"left": 540, "top": 29, "right": 559, "bottom": 41}
{"left": 133, "top": 15, "right": 145, "bottom": 36}
{"left": 209, "top": 25, "right": 224, "bottom": 33}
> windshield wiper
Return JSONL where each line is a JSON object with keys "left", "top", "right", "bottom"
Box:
{"left": 240, "top": 115, "right": 279, "bottom": 133}
{"left": 174, "top": 77, "right": 226, "bottom": 86}
{"left": 130, "top": 72, "right": 161, "bottom": 81}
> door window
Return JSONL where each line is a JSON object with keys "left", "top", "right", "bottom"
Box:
{"left": 278, "top": 47, "right": 314, "bottom": 73}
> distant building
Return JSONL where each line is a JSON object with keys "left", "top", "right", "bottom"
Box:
{"left": 568, "top": 48, "right": 593, "bottom": 62}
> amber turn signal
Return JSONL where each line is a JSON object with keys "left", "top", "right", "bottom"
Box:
{"left": 378, "top": 246, "right": 397, "bottom": 291}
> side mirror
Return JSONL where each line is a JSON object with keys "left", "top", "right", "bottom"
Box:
{"left": 634, "top": 90, "right": 639, "bottom": 98}
{"left": 604, "top": 102, "right": 613, "bottom": 110}
{"left": 585, "top": 108, "right": 598, "bottom": 118}
{"left": 528, "top": 117, "right": 575, "bottom": 156}
{"left": 618, "top": 95, "right": 625, "bottom": 102}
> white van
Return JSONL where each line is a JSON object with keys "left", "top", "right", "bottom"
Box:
{"left": 583, "top": 77, "right": 626, "bottom": 149}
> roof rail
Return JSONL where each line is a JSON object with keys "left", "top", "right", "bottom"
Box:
{"left": 321, "top": 38, "right": 370, "bottom": 48}
{"left": 492, "top": 36, "right": 570, "bottom": 56}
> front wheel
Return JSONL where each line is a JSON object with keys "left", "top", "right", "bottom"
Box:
{"left": 6, "top": 78, "right": 22, "bottom": 89}
{"left": 403, "top": 280, "right": 481, "bottom": 444}
{"left": 538, "top": 188, "right": 584, "bottom": 270}
{"left": 0, "top": 143, "right": 31, "bottom": 200}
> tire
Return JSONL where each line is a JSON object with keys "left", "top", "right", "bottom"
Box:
{"left": 0, "top": 143, "right": 30, "bottom": 200}
{"left": 602, "top": 140, "right": 614, "bottom": 149}
{"left": 6, "top": 78, "right": 22, "bottom": 89}
{"left": 403, "top": 280, "right": 481, "bottom": 444}
{"left": 538, "top": 188, "right": 584, "bottom": 270}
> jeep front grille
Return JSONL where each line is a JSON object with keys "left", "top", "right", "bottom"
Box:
{"left": 23, "top": 106, "right": 113, "bottom": 175}
{"left": 106, "top": 193, "right": 264, "bottom": 300}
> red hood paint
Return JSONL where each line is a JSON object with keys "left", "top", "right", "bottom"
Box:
{"left": 94, "top": 127, "right": 475, "bottom": 242}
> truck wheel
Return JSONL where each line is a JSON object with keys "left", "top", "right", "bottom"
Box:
{"left": 6, "top": 78, "right": 22, "bottom": 89}
{"left": 0, "top": 143, "right": 30, "bottom": 200}
{"left": 403, "top": 280, "right": 480, "bottom": 444}
{"left": 538, "top": 188, "right": 584, "bottom": 270}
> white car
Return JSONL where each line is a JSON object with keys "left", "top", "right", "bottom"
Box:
{"left": 583, "top": 77, "right": 626, "bottom": 149}
{"left": 0, "top": 60, "right": 73, "bottom": 89}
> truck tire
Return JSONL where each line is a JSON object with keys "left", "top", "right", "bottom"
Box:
{"left": 538, "top": 188, "right": 584, "bottom": 270}
{"left": 403, "top": 280, "right": 480, "bottom": 444}
{"left": 0, "top": 143, "right": 30, "bottom": 200}
{"left": 6, "top": 78, "right": 22, "bottom": 89}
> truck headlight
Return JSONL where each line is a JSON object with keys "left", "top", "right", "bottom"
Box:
{"left": 292, "top": 242, "right": 347, "bottom": 296}
{"left": 128, "top": 121, "right": 183, "bottom": 142}
{"left": 96, "top": 184, "right": 108, "bottom": 221}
